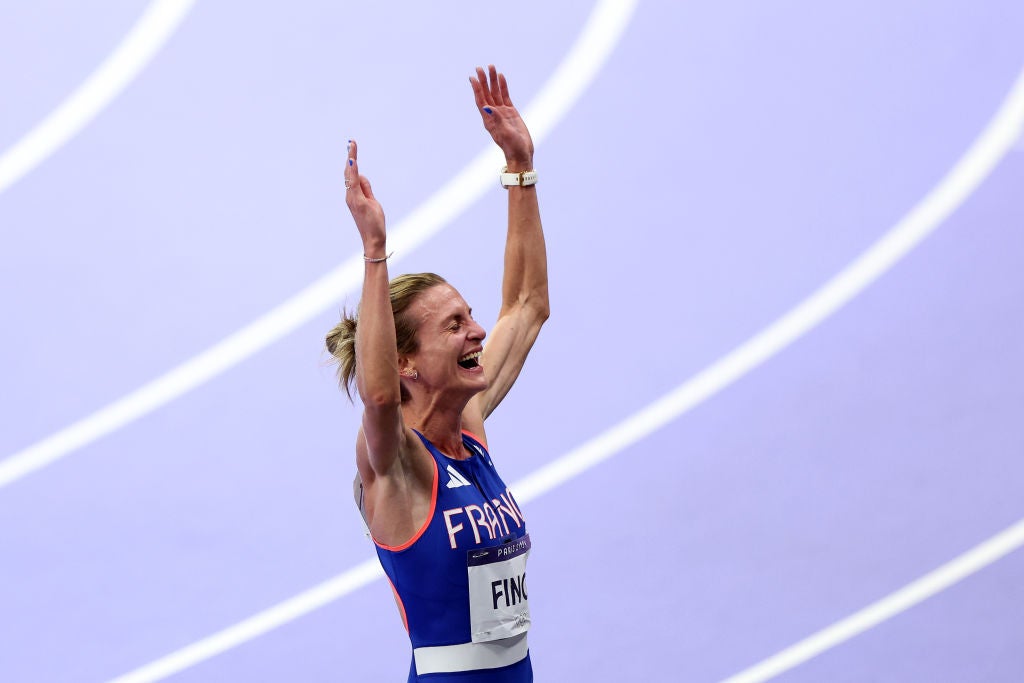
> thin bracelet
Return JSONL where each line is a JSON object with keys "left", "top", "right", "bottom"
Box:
{"left": 363, "top": 251, "right": 393, "bottom": 263}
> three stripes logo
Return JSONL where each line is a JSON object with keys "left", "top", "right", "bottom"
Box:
{"left": 446, "top": 465, "right": 472, "bottom": 489}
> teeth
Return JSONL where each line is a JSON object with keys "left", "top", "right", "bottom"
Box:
{"left": 459, "top": 351, "right": 481, "bottom": 363}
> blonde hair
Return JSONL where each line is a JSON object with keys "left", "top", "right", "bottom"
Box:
{"left": 325, "top": 272, "right": 448, "bottom": 400}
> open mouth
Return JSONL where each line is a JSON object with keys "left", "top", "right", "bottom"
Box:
{"left": 458, "top": 351, "right": 481, "bottom": 370}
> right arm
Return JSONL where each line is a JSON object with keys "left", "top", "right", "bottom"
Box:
{"left": 345, "top": 140, "right": 408, "bottom": 478}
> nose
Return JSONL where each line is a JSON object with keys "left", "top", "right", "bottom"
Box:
{"left": 470, "top": 320, "right": 486, "bottom": 341}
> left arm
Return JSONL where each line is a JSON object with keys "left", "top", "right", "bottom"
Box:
{"left": 466, "top": 66, "right": 550, "bottom": 423}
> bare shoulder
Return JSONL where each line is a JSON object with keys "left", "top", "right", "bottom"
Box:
{"left": 354, "top": 424, "right": 437, "bottom": 546}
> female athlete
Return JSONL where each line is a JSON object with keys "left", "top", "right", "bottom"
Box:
{"left": 326, "top": 65, "right": 547, "bottom": 682}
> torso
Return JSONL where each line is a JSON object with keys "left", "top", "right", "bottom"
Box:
{"left": 371, "top": 430, "right": 533, "bottom": 681}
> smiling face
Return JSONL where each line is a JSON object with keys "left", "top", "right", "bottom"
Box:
{"left": 402, "top": 283, "right": 488, "bottom": 400}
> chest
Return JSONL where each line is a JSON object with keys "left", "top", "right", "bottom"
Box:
{"left": 434, "top": 457, "right": 527, "bottom": 551}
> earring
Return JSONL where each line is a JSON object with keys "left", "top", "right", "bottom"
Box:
{"left": 403, "top": 369, "right": 418, "bottom": 380}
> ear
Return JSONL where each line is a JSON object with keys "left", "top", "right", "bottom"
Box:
{"left": 398, "top": 356, "right": 418, "bottom": 380}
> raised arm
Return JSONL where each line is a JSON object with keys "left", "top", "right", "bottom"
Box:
{"left": 345, "top": 140, "right": 408, "bottom": 476}
{"left": 468, "top": 66, "right": 550, "bottom": 421}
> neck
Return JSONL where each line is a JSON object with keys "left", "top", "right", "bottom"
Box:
{"left": 403, "top": 398, "right": 470, "bottom": 459}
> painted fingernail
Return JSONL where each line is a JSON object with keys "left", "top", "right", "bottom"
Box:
{"left": 483, "top": 106, "right": 493, "bottom": 115}
{"left": 348, "top": 159, "right": 353, "bottom": 166}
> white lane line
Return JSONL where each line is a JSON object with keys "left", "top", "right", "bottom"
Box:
{"left": 106, "top": 558, "right": 385, "bottom": 683}
{"left": 719, "top": 518, "right": 1024, "bottom": 683}
{"left": 102, "top": 65, "right": 1024, "bottom": 683}
{"left": 0, "top": 0, "right": 641, "bottom": 492}
{"left": 0, "top": 0, "right": 196, "bottom": 196}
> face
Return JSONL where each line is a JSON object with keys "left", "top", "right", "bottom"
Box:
{"left": 404, "top": 284, "right": 488, "bottom": 398}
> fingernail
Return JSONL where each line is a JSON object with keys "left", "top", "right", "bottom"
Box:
{"left": 483, "top": 106, "right": 493, "bottom": 115}
{"left": 348, "top": 159, "right": 353, "bottom": 166}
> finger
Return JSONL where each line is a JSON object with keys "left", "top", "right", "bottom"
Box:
{"left": 497, "top": 72, "right": 512, "bottom": 106}
{"left": 469, "top": 74, "right": 487, "bottom": 111}
{"left": 359, "top": 175, "right": 375, "bottom": 200}
{"left": 345, "top": 160, "right": 356, "bottom": 193}
{"left": 345, "top": 139, "right": 360, "bottom": 193}
{"left": 475, "top": 66, "right": 493, "bottom": 105}
{"left": 472, "top": 67, "right": 497, "bottom": 118}
{"left": 345, "top": 163, "right": 361, "bottom": 196}
{"left": 487, "top": 64, "right": 501, "bottom": 102}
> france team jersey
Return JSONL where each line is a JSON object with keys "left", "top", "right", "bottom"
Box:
{"left": 374, "top": 430, "right": 533, "bottom": 682}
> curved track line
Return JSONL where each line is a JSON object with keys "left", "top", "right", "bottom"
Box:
{"left": 512, "top": 66, "right": 1024, "bottom": 502}
{"left": 719, "top": 518, "right": 1024, "bottom": 683}
{"left": 106, "top": 558, "right": 384, "bottom": 683}
{"left": 0, "top": 0, "right": 196, "bottom": 196}
{"left": 105, "top": 66, "right": 1024, "bottom": 683}
{"left": 0, "top": 0, "right": 641, "bottom": 492}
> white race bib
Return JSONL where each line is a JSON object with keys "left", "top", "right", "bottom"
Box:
{"left": 467, "top": 534, "right": 531, "bottom": 643}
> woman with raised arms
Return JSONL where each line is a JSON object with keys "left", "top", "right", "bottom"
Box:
{"left": 326, "top": 65, "right": 547, "bottom": 682}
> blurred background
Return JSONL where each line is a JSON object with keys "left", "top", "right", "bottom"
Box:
{"left": 1, "top": 1, "right": 1022, "bottom": 680}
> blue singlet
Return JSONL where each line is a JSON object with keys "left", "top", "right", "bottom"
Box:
{"left": 373, "top": 430, "right": 533, "bottom": 682}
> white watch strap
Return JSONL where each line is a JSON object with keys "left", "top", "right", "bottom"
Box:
{"left": 499, "top": 169, "right": 538, "bottom": 188}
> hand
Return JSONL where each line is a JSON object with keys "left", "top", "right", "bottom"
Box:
{"left": 470, "top": 65, "right": 535, "bottom": 171}
{"left": 344, "top": 139, "right": 387, "bottom": 253}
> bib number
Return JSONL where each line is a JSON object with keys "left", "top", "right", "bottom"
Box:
{"left": 467, "top": 534, "right": 531, "bottom": 643}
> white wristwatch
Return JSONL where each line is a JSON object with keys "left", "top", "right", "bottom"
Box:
{"left": 499, "top": 167, "right": 538, "bottom": 188}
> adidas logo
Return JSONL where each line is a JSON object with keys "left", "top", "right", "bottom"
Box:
{"left": 446, "top": 465, "right": 472, "bottom": 489}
